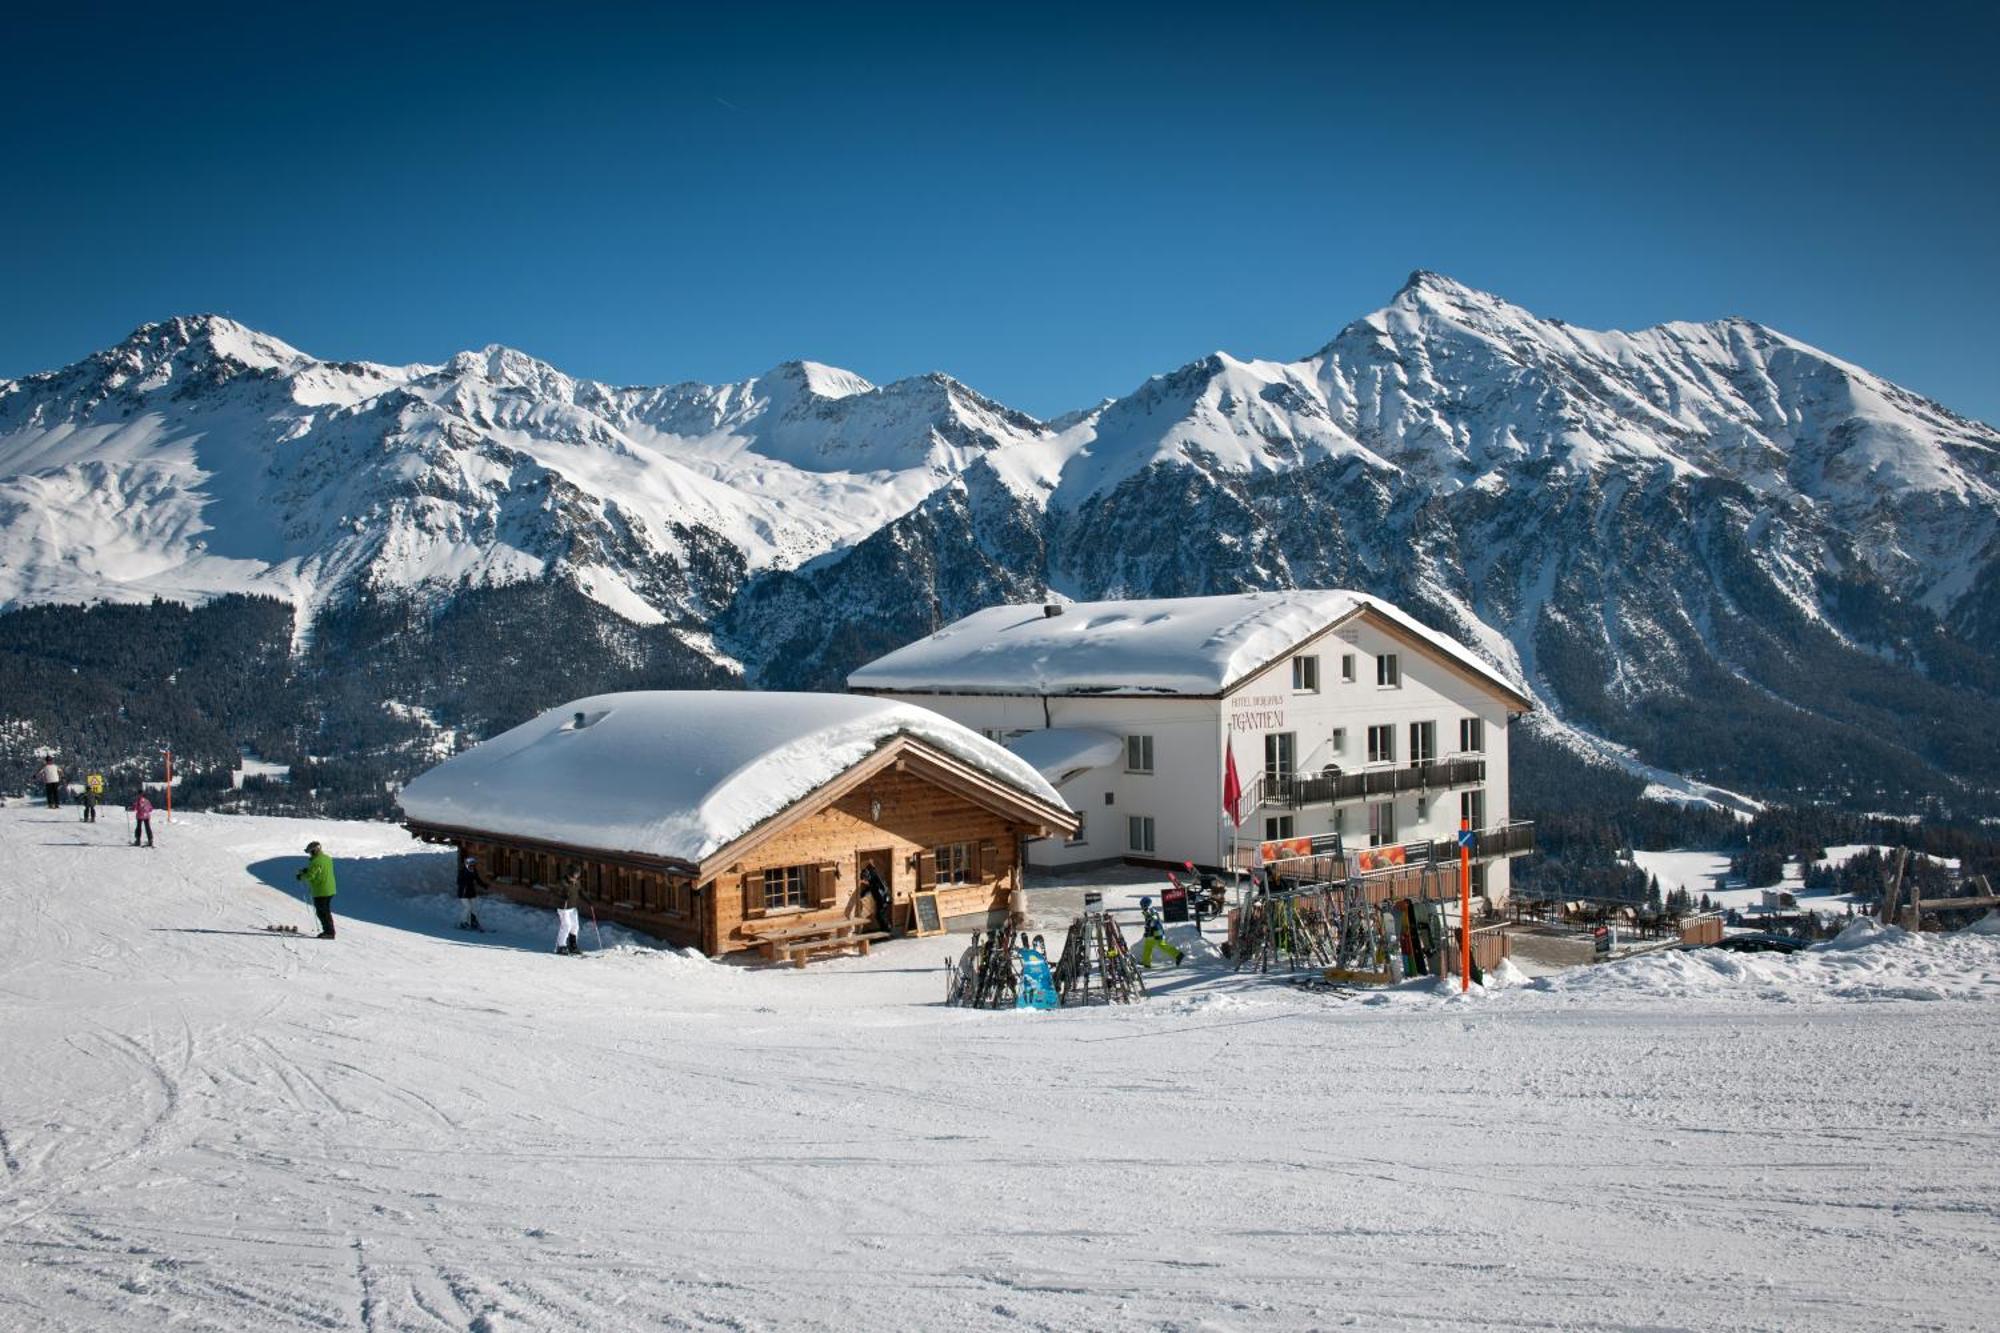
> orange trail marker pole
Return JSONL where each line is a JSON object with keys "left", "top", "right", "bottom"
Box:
{"left": 1459, "top": 819, "right": 1472, "bottom": 992}
{"left": 164, "top": 748, "right": 173, "bottom": 822}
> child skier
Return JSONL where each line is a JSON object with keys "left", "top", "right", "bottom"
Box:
{"left": 456, "top": 852, "right": 488, "bottom": 930}
{"left": 554, "top": 864, "right": 583, "bottom": 955}
{"left": 296, "top": 841, "right": 337, "bottom": 939}
{"left": 1136, "top": 895, "right": 1185, "bottom": 968}
{"left": 130, "top": 793, "right": 155, "bottom": 847}
{"left": 82, "top": 770, "right": 103, "bottom": 823}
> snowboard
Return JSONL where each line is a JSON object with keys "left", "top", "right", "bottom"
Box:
{"left": 1015, "top": 946, "right": 1058, "bottom": 1010}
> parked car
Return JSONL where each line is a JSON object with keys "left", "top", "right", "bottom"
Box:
{"left": 1705, "top": 932, "right": 1805, "bottom": 955}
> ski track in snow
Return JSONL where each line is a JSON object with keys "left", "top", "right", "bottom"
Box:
{"left": 0, "top": 805, "right": 1996, "bottom": 1330}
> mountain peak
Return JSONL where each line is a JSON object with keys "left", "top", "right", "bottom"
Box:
{"left": 112, "top": 314, "right": 307, "bottom": 373}
{"left": 759, "top": 360, "right": 874, "bottom": 402}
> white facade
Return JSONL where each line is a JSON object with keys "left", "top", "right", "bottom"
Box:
{"left": 850, "top": 593, "right": 1530, "bottom": 901}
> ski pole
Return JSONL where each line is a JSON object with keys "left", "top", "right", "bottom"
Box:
{"left": 589, "top": 904, "right": 605, "bottom": 951}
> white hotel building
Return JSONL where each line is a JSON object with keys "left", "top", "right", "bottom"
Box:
{"left": 849, "top": 590, "right": 1536, "bottom": 903}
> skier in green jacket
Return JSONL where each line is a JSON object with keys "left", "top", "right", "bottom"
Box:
{"left": 296, "top": 841, "right": 337, "bottom": 939}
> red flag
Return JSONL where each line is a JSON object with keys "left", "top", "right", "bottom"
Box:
{"left": 1222, "top": 742, "right": 1243, "bottom": 828}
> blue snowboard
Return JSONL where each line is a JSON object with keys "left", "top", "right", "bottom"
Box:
{"left": 1016, "top": 947, "right": 1059, "bottom": 1010}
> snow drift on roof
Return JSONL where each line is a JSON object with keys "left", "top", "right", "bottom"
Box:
{"left": 1003, "top": 727, "right": 1125, "bottom": 783}
{"left": 847, "top": 591, "right": 1524, "bottom": 700}
{"left": 399, "top": 691, "right": 1066, "bottom": 865}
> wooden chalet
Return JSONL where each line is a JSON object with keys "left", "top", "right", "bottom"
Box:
{"left": 399, "top": 691, "right": 1078, "bottom": 960}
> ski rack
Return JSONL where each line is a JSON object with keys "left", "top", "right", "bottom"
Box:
{"left": 947, "top": 929, "right": 1034, "bottom": 1009}
{"left": 1232, "top": 881, "right": 1346, "bottom": 974}
{"left": 1051, "top": 910, "right": 1147, "bottom": 1004}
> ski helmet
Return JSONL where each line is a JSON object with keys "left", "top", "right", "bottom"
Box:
{"left": 1139, "top": 895, "right": 1153, "bottom": 907}
{"left": 305, "top": 841, "right": 322, "bottom": 855}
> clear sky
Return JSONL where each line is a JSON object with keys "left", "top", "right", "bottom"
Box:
{"left": 4, "top": 2, "right": 1996, "bottom": 424}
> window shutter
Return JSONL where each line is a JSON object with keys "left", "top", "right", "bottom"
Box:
{"left": 816, "top": 862, "right": 839, "bottom": 907}
{"left": 742, "top": 871, "right": 762, "bottom": 918}
{"left": 917, "top": 851, "right": 937, "bottom": 889}
{"left": 979, "top": 841, "right": 997, "bottom": 881}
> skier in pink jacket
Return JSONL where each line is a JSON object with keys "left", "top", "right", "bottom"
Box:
{"left": 131, "top": 794, "right": 155, "bottom": 847}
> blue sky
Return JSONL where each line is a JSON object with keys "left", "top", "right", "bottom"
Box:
{"left": 4, "top": 2, "right": 1996, "bottom": 423}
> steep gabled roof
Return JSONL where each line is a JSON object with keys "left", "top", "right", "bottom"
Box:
{"left": 399, "top": 691, "right": 1072, "bottom": 869}
{"left": 847, "top": 591, "right": 1530, "bottom": 709}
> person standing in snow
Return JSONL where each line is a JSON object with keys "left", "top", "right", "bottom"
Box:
{"left": 858, "top": 862, "right": 894, "bottom": 936}
{"left": 455, "top": 851, "right": 488, "bottom": 931}
{"left": 296, "top": 841, "right": 337, "bottom": 939}
{"left": 554, "top": 864, "right": 583, "bottom": 956}
{"left": 1135, "top": 895, "right": 1185, "bottom": 968}
{"left": 82, "top": 770, "right": 103, "bottom": 823}
{"left": 37, "top": 759, "right": 62, "bottom": 810}
{"left": 130, "top": 792, "right": 155, "bottom": 847}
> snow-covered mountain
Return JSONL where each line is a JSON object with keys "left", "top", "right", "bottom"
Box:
{"left": 6, "top": 275, "right": 1999, "bottom": 813}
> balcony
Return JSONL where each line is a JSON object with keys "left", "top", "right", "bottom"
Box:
{"left": 1233, "top": 821, "right": 1534, "bottom": 877}
{"left": 1271, "top": 756, "right": 1486, "bottom": 809}
{"left": 1428, "top": 820, "right": 1535, "bottom": 863}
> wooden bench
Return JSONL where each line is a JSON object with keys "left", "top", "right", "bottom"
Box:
{"left": 746, "top": 919, "right": 892, "bottom": 968}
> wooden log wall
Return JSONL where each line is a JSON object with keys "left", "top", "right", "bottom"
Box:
{"left": 713, "top": 767, "right": 1027, "bottom": 953}
{"left": 460, "top": 838, "right": 704, "bottom": 951}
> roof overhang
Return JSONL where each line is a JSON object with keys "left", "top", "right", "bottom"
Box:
{"left": 696, "top": 732, "right": 1080, "bottom": 880}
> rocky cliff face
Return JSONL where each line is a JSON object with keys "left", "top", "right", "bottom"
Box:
{"left": 6, "top": 276, "right": 1998, "bottom": 814}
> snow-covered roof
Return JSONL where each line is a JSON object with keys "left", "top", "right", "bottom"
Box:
{"left": 1003, "top": 727, "right": 1125, "bottom": 784}
{"left": 847, "top": 591, "right": 1527, "bottom": 702}
{"left": 399, "top": 691, "right": 1068, "bottom": 866}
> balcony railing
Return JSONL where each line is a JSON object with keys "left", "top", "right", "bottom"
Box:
{"left": 1429, "top": 820, "right": 1535, "bottom": 863}
{"left": 1240, "top": 821, "right": 1535, "bottom": 877}
{"left": 1272, "top": 756, "right": 1486, "bottom": 809}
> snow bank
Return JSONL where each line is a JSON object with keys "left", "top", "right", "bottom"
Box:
{"left": 1518, "top": 923, "right": 2000, "bottom": 1006}
{"left": 399, "top": 691, "right": 1067, "bottom": 864}
{"left": 848, "top": 589, "right": 1524, "bottom": 697}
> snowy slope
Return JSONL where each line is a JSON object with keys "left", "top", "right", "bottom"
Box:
{"left": 3, "top": 805, "right": 1998, "bottom": 1331}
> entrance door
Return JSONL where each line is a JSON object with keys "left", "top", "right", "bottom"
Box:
{"left": 857, "top": 848, "right": 895, "bottom": 928}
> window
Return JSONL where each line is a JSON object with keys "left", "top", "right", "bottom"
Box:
{"left": 1377, "top": 653, "right": 1401, "bottom": 688}
{"left": 1409, "top": 720, "right": 1436, "bottom": 766}
{"left": 1341, "top": 653, "right": 1356, "bottom": 683}
{"left": 1366, "top": 724, "right": 1396, "bottom": 764}
{"left": 1292, "top": 655, "right": 1319, "bottom": 692}
{"left": 1368, "top": 800, "right": 1396, "bottom": 847}
{"left": 1331, "top": 727, "right": 1346, "bottom": 755}
{"left": 1066, "top": 811, "right": 1087, "bottom": 847}
{"left": 1128, "top": 815, "right": 1156, "bottom": 854}
{"left": 1459, "top": 717, "right": 1485, "bottom": 753}
{"left": 1264, "top": 731, "right": 1296, "bottom": 783}
{"left": 932, "top": 842, "right": 974, "bottom": 885}
{"left": 762, "top": 865, "right": 807, "bottom": 911}
{"left": 1125, "top": 734, "right": 1154, "bottom": 774}
{"left": 1264, "top": 814, "right": 1295, "bottom": 841}
{"left": 1460, "top": 790, "right": 1486, "bottom": 831}
{"left": 981, "top": 727, "right": 1005, "bottom": 742}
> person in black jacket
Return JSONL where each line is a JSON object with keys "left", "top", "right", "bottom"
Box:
{"left": 858, "top": 862, "right": 894, "bottom": 936}
{"left": 455, "top": 852, "right": 488, "bottom": 931}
